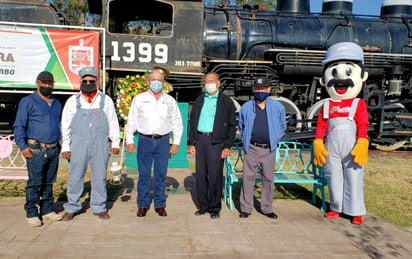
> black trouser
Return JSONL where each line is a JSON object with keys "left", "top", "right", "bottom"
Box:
{"left": 195, "top": 134, "right": 224, "bottom": 214}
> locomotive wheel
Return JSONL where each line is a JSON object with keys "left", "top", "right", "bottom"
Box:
{"left": 231, "top": 97, "right": 241, "bottom": 140}
{"left": 230, "top": 97, "right": 241, "bottom": 114}
{"left": 374, "top": 140, "right": 408, "bottom": 152}
{"left": 271, "top": 97, "right": 302, "bottom": 131}
{"left": 373, "top": 103, "right": 409, "bottom": 152}
{"left": 306, "top": 100, "right": 325, "bottom": 131}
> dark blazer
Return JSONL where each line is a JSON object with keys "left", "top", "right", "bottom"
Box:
{"left": 188, "top": 91, "right": 236, "bottom": 149}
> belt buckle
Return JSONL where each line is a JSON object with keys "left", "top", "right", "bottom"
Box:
{"left": 153, "top": 134, "right": 161, "bottom": 139}
{"left": 253, "top": 142, "right": 268, "bottom": 148}
{"left": 46, "top": 143, "right": 56, "bottom": 148}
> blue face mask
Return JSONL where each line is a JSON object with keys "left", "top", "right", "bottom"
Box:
{"left": 254, "top": 92, "right": 269, "bottom": 101}
{"left": 150, "top": 81, "right": 163, "bottom": 93}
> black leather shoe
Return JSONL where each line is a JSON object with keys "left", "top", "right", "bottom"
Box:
{"left": 210, "top": 212, "right": 220, "bottom": 219}
{"left": 195, "top": 209, "right": 208, "bottom": 216}
{"left": 155, "top": 207, "right": 167, "bottom": 216}
{"left": 136, "top": 208, "right": 147, "bottom": 217}
{"left": 239, "top": 212, "right": 251, "bottom": 218}
{"left": 264, "top": 212, "right": 278, "bottom": 219}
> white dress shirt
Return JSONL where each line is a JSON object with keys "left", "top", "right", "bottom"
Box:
{"left": 61, "top": 92, "right": 120, "bottom": 152}
{"left": 125, "top": 91, "right": 183, "bottom": 145}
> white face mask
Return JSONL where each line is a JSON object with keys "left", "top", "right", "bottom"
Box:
{"left": 205, "top": 83, "right": 217, "bottom": 94}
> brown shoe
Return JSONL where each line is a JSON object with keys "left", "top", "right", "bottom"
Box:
{"left": 93, "top": 211, "right": 110, "bottom": 219}
{"left": 136, "top": 208, "right": 147, "bottom": 217}
{"left": 62, "top": 212, "right": 75, "bottom": 221}
{"left": 155, "top": 207, "right": 167, "bottom": 216}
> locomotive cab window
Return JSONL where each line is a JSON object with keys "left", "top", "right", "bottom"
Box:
{"left": 108, "top": 0, "right": 173, "bottom": 37}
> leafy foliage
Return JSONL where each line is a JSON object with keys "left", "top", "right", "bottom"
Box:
{"left": 114, "top": 72, "right": 174, "bottom": 124}
{"left": 115, "top": 73, "right": 150, "bottom": 122}
{"left": 51, "top": 0, "right": 88, "bottom": 26}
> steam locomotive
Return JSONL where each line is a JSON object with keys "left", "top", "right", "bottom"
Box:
{"left": 1, "top": 0, "right": 412, "bottom": 151}
{"left": 87, "top": 0, "right": 412, "bottom": 151}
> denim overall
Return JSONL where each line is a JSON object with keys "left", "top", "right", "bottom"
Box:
{"left": 323, "top": 98, "right": 366, "bottom": 216}
{"left": 63, "top": 94, "right": 110, "bottom": 214}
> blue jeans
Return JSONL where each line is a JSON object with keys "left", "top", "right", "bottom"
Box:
{"left": 136, "top": 134, "right": 170, "bottom": 209}
{"left": 25, "top": 144, "right": 60, "bottom": 218}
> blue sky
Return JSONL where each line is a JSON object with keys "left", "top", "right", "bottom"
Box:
{"left": 310, "top": 0, "right": 384, "bottom": 16}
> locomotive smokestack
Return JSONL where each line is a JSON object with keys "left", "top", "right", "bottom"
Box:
{"left": 278, "top": 0, "right": 310, "bottom": 13}
{"left": 322, "top": 0, "right": 353, "bottom": 15}
{"left": 381, "top": 0, "right": 412, "bottom": 18}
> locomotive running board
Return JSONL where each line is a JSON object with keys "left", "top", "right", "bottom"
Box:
{"left": 265, "top": 48, "right": 412, "bottom": 67}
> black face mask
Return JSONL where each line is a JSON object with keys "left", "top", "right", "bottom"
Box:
{"left": 80, "top": 83, "right": 97, "bottom": 94}
{"left": 39, "top": 86, "right": 53, "bottom": 97}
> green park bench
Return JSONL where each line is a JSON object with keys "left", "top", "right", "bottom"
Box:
{"left": 224, "top": 141, "right": 327, "bottom": 211}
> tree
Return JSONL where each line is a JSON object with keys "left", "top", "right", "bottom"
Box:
{"left": 205, "top": 0, "right": 277, "bottom": 11}
{"left": 50, "top": 0, "right": 88, "bottom": 26}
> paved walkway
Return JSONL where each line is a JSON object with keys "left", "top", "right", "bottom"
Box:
{"left": 0, "top": 167, "right": 411, "bottom": 258}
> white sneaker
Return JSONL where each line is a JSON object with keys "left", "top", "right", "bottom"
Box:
{"left": 42, "top": 212, "right": 63, "bottom": 221}
{"left": 27, "top": 217, "right": 42, "bottom": 227}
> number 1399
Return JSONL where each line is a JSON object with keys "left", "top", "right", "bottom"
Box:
{"left": 111, "top": 41, "right": 168, "bottom": 64}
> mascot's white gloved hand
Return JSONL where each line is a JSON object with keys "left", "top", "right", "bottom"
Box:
{"left": 313, "top": 139, "right": 329, "bottom": 166}
{"left": 351, "top": 138, "right": 369, "bottom": 166}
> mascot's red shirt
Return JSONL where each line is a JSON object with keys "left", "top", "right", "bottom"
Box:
{"left": 315, "top": 98, "right": 369, "bottom": 139}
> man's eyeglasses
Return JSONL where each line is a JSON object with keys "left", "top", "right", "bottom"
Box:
{"left": 81, "top": 80, "right": 96, "bottom": 84}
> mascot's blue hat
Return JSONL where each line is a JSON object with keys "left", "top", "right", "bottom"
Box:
{"left": 322, "top": 42, "right": 364, "bottom": 66}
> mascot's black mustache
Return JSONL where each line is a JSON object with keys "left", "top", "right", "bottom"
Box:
{"left": 327, "top": 79, "right": 354, "bottom": 88}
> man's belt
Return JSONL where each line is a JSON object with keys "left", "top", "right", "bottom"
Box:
{"left": 251, "top": 141, "right": 270, "bottom": 149}
{"left": 197, "top": 131, "right": 212, "bottom": 136}
{"left": 27, "top": 139, "right": 58, "bottom": 149}
{"left": 139, "top": 133, "right": 168, "bottom": 139}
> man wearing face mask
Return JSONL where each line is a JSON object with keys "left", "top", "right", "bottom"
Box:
{"left": 60, "top": 66, "right": 120, "bottom": 221}
{"left": 13, "top": 71, "right": 63, "bottom": 227}
{"left": 126, "top": 70, "right": 183, "bottom": 217}
{"left": 188, "top": 72, "right": 236, "bottom": 219}
{"left": 238, "top": 77, "right": 286, "bottom": 219}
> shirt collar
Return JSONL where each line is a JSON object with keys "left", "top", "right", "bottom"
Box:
{"left": 34, "top": 90, "right": 54, "bottom": 103}
{"left": 205, "top": 91, "right": 219, "bottom": 99}
{"left": 149, "top": 90, "right": 163, "bottom": 97}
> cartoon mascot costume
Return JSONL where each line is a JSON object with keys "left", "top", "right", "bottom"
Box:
{"left": 314, "top": 42, "right": 369, "bottom": 225}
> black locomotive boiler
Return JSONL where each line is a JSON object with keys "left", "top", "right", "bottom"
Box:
{"left": 91, "top": 0, "right": 412, "bottom": 150}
